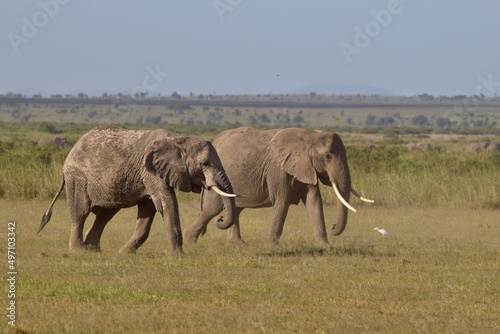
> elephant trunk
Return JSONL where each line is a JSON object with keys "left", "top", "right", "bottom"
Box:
{"left": 208, "top": 168, "right": 237, "bottom": 230}
{"left": 329, "top": 145, "right": 352, "bottom": 236}
{"left": 331, "top": 182, "right": 351, "bottom": 236}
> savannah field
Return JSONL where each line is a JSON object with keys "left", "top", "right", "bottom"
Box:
{"left": 1, "top": 95, "right": 500, "bottom": 333}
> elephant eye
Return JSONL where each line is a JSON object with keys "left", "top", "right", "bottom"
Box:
{"left": 201, "top": 162, "right": 210, "bottom": 168}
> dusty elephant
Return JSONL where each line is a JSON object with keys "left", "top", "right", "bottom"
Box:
{"left": 406, "top": 142, "right": 430, "bottom": 150}
{"left": 486, "top": 142, "right": 500, "bottom": 152}
{"left": 184, "top": 127, "right": 373, "bottom": 245}
{"left": 37, "top": 136, "right": 68, "bottom": 149}
{"left": 466, "top": 142, "right": 489, "bottom": 152}
{"left": 38, "top": 126, "right": 236, "bottom": 254}
{"left": 466, "top": 141, "right": 499, "bottom": 153}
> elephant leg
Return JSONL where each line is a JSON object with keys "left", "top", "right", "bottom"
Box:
{"left": 301, "top": 185, "right": 328, "bottom": 245}
{"left": 66, "top": 179, "right": 91, "bottom": 251}
{"left": 155, "top": 189, "right": 183, "bottom": 253}
{"left": 269, "top": 202, "right": 290, "bottom": 244}
{"left": 184, "top": 193, "right": 223, "bottom": 243}
{"left": 84, "top": 208, "right": 120, "bottom": 251}
{"left": 120, "top": 200, "right": 156, "bottom": 254}
{"left": 226, "top": 208, "right": 245, "bottom": 244}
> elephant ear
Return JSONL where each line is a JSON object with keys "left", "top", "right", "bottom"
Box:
{"left": 144, "top": 138, "right": 192, "bottom": 192}
{"left": 268, "top": 129, "right": 317, "bottom": 185}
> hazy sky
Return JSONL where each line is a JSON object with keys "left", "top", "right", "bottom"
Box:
{"left": 1, "top": 1, "right": 499, "bottom": 97}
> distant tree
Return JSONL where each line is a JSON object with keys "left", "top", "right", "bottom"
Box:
{"left": 146, "top": 115, "right": 162, "bottom": 125}
{"left": 376, "top": 116, "right": 396, "bottom": 127}
{"left": 248, "top": 115, "right": 258, "bottom": 126}
{"left": 418, "top": 93, "right": 434, "bottom": 100}
{"left": 38, "top": 122, "right": 60, "bottom": 134}
{"left": 293, "top": 115, "right": 305, "bottom": 124}
{"left": 436, "top": 117, "right": 451, "bottom": 128}
{"left": 259, "top": 114, "right": 271, "bottom": 123}
{"left": 365, "top": 114, "right": 376, "bottom": 126}
{"left": 411, "top": 115, "right": 428, "bottom": 126}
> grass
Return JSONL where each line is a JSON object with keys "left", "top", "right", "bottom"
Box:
{"left": 1, "top": 127, "right": 499, "bottom": 210}
{"left": 2, "top": 199, "right": 499, "bottom": 333}
{"left": 0, "top": 119, "right": 498, "bottom": 332}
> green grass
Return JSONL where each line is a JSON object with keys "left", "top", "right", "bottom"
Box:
{"left": 0, "top": 118, "right": 499, "bottom": 332}
{"left": 1, "top": 125, "right": 499, "bottom": 210}
{"left": 2, "top": 199, "right": 500, "bottom": 333}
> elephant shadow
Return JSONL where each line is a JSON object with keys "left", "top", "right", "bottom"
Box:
{"left": 259, "top": 245, "right": 396, "bottom": 257}
{"left": 259, "top": 244, "right": 396, "bottom": 258}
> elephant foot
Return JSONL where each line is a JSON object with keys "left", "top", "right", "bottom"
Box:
{"left": 314, "top": 235, "right": 329, "bottom": 247}
{"left": 69, "top": 244, "right": 87, "bottom": 253}
{"left": 183, "top": 225, "right": 207, "bottom": 243}
{"left": 119, "top": 245, "right": 138, "bottom": 254}
{"left": 83, "top": 242, "right": 101, "bottom": 252}
{"left": 227, "top": 237, "right": 246, "bottom": 246}
{"left": 183, "top": 229, "right": 199, "bottom": 244}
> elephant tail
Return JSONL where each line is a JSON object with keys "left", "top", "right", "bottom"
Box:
{"left": 37, "top": 177, "right": 65, "bottom": 233}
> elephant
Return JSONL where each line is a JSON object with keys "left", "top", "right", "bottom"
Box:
{"left": 466, "top": 141, "right": 499, "bottom": 153}
{"left": 486, "top": 142, "right": 500, "bottom": 152}
{"left": 38, "top": 126, "right": 236, "bottom": 254}
{"left": 184, "top": 127, "right": 373, "bottom": 245}
{"left": 37, "top": 136, "right": 68, "bottom": 149}
{"left": 406, "top": 142, "right": 430, "bottom": 150}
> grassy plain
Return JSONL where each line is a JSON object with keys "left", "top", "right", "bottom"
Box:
{"left": 2, "top": 199, "right": 499, "bottom": 333}
{"left": 0, "top": 98, "right": 499, "bottom": 332}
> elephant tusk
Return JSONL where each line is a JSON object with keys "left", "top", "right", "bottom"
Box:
{"left": 333, "top": 184, "right": 357, "bottom": 213}
{"left": 211, "top": 185, "right": 237, "bottom": 198}
{"left": 351, "top": 188, "right": 375, "bottom": 203}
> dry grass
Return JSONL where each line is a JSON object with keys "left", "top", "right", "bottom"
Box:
{"left": 2, "top": 199, "right": 499, "bottom": 333}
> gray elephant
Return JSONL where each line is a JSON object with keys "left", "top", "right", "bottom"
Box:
{"left": 406, "top": 142, "right": 430, "bottom": 150}
{"left": 486, "top": 142, "right": 500, "bottom": 152}
{"left": 466, "top": 142, "right": 489, "bottom": 152}
{"left": 184, "top": 127, "right": 373, "bottom": 245}
{"left": 37, "top": 136, "right": 68, "bottom": 149}
{"left": 38, "top": 126, "right": 236, "bottom": 254}
{"left": 466, "top": 141, "right": 499, "bottom": 153}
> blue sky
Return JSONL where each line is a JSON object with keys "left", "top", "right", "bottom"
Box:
{"left": 1, "top": 1, "right": 499, "bottom": 97}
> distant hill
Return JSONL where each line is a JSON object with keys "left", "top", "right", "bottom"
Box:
{"left": 295, "top": 83, "right": 393, "bottom": 96}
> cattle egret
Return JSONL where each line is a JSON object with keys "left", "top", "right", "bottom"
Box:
{"left": 374, "top": 227, "right": 388, "bottom": 236}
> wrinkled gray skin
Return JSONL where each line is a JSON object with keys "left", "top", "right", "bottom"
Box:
{"left": 185, "top": 127, "right": 365, "bottom": 245}
{"left": 38, "top": 136, "right": 67, "bottom": 149}
{"left": 39, "top": 126, "right": 236, "bottom": 254}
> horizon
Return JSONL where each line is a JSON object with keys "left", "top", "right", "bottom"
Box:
{"left": 1, "top": 1, "right": 499, "bottom": 98}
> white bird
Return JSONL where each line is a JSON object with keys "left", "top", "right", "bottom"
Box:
{"left": 374, "top": 227, "right": 388, "bottom": 236}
